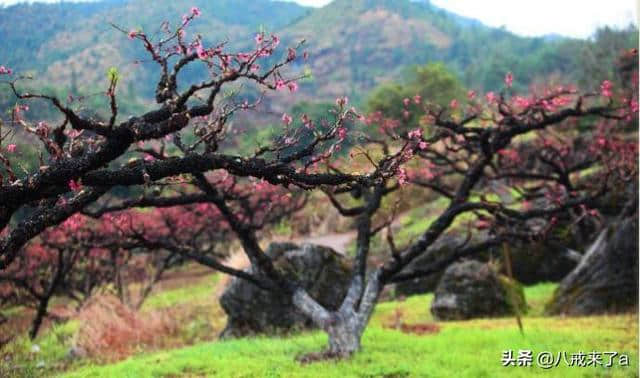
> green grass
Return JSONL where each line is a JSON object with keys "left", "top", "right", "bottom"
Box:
{"left": 141, "top": 273, "right": 220, "bottom": 311}
{"left": 59, "top": 284, "right": 638, "bottom": 378}
{"left": 60, "top": 316, "right": 637, "bottom": 378}
{"left": 1, "top": 320, "right": 80, "bottom": 377}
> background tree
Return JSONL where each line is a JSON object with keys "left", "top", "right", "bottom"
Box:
{"left": 366, "top": 62, "right": 464, "bottom": 127}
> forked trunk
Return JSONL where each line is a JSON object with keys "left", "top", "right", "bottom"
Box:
{"left": 292, "top": 270, "right": 382, "bottom": 358}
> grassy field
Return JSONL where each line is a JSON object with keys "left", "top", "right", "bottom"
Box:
{"left": 17, "top": 282, "right": 630, "bottom": 378}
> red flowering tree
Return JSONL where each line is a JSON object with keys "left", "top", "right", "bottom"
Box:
{"left": 1, "top": 8, "right": 637, "bottom": 357}
{"left": 311, "top": 64, "right": 637, "bottom": 355}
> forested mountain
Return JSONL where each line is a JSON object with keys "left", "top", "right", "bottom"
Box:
{"left": 0, "top": 0, "right": 636, "bottom": 117}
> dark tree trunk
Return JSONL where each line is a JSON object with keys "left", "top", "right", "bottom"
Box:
{"left": 30, "top": 296, "right": 51, "bottom": 339}
{"left": 30, "top": 249, "right": 66, "bottom": 339}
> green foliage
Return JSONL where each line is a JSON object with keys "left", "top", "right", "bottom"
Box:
{"left": 366, "top": 62, "right": 465, "bottom": 126}
{"left": 106, "top": 67, "right": 120, "bottom": 84}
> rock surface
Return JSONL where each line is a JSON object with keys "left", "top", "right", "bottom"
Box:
{"left": 430, "top": 260, "right": 526, "bottom": 320}
{"left": 506, "top": 241, "right": 581, "bottom": 285}
{"left": 219, "top": 242, "right": 352, "bottom": 337}
{"left": 393, "top": 235, "right": 465, "bottom": 297}
{"left": 394, "top": 233, "right": 580, "bottom": 298}
{"left": 546, "top": 211, "right": 639, "bottom": 316}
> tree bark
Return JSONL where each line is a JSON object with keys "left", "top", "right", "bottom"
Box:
{"left": 30, "top": 296, "right": 51, "bottom": 339}
{"left": 292, "top": 269, "right": 382, "bottom": 357}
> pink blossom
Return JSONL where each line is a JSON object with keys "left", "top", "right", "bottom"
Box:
{"left": 475, "top": 219, "right": 491, "bottom": 230}
{"left": 485, "top": 91, "right": 497, "bottom": 103}
{"left": 271, "top": 35, "right": 280, "bottom": 48}
{"left": 128, "top": 30, "right": 137, "bottom": 40}
{"left": 255, "top": 33, "right": 264, "bottom": 45}
{"left": 467, "top": 90, "right": 476, "bottom": 100}
{"left": 68, "top": 180, "right": 82, "bottom": 192}
{"left": 407, "top": 128, "right": 422, "bottom": 139}
{"left": 0, "top": 65, "right": 12, "bottom": 75}
{"left": 336, "top": 96, "right": 348, "bottom": 107}
{"left": 275, "top": 79, "right": 286, "bottom": 91}
{"left": 250, "top": 64, "right": 260, "bottom": 72}
{"left": 631, "top": 99, "right": 639, "bottom": 113}
{"left": 513, "top": 96, "right": 530, "bottom": 108}
{"left": 196, "top": 43, "right": 208, "bottom": 59}
{"left": 551, "top": 96, "right": 570, "bottom": 107}
{"left": 287, "top": 48, "right": 296, "bottom": 61}
{"left": 418, "top": 141, "right": 428, "bottom": 150}
{"left": 497, "top": 149, "right": 521, "bottom": 163}
{"left": 36, "top": 121, "right": 49, "bottom": 137}
{"left": 6, "top": 144, "right": 17, "bottom": 153}
{"left": 449, "top": 99, "right": 458, "bottom": 109}
{"left": 237, "top": 53, "right": 251, "bottom": 63}
{"left": 403, "top": 98, "right": 410, "bottom": 107}
{"left": 505, "top": 72, "right": 514, "bottom": 88}
{"left": 191, "top": 6, "right": 201, "bottom": 17}
{"left": 337, "top": 127, "right": 347, "bottom": 140}
{"left": 281, "top": 113, "right": 293, "bottom": 126}
{"left": 287, "top": 81, "right": 298, "bottom": 93}
{"left": 600, "top": 80, "right": 613, "bottom": 98}
{"left": 413, "top": 95, "right": 422, "bottom": 104}
{"left": 397, "top": 168, "right": 409, "bottom": 186}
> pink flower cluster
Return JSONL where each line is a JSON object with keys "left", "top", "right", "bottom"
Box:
{"left": 600, "top": 80, "right": 613, "bottom": 98}
{"left": 0, "top": 65, "right": 12, "bottom": 75}
{"left": 281, "top": 113, "right": 293, "bottom": 126}
{"left": 407, "top": 128, "right": 422, "bottom": 139}
{"left": 335, "top": 97, "right": 349, "bottom": 107}
{"left": 505, "top": 72, "right": 514, "bottom": 88}
{"left": 397, "top": 167, "right": 409, "bottom": 186}
{"left": 68, "top": 180, "right": 83, "bottom": 192}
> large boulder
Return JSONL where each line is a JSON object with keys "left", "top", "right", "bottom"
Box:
{"left": 219, "top": 242, "right": 352, "bottom": 338}
{"left": 431, "top": 260, "right": 526, "bottom": 320}
{"left": 506, "top": 241, "right": 582, "bottom": 285}
{"left": 394, "top": 233, "right": 580, "bottom": 297}
{"left": 393, "top": 234, "right": 468, "bottom": 297}
{"left": 546, "top": 211, "right": 639, "bottom": 316}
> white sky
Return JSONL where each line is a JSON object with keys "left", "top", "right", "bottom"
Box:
{"left": 0, "top": 0, "right": 637, "bottom": 39}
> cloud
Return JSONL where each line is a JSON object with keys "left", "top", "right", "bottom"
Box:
{"left": 430, "top": 0, "right": 637, "bottom": 38}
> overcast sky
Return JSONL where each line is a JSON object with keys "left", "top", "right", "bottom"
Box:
{"left": 0, "top": 0, "right": 637, "bottom": 39}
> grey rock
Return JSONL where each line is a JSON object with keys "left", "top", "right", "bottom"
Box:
{"left": 546, "top": 212, "right": 639, "bottom": 316}
{"left": 431, "top": 260, "right": 526, "bottom": 320}
{"left": 393, "top": 234, "right": 466, "bottom": 297}
{"left": 219, "top": 242, "right": 352, "bottom": 337}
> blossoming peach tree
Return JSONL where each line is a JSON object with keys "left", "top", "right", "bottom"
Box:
{"left": 0, "top": 8, "right": 637, "bottom": 355}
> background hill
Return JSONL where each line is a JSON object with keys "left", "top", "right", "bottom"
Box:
{"left": 0, "top": 0, "right": 637, "bottom": 120}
